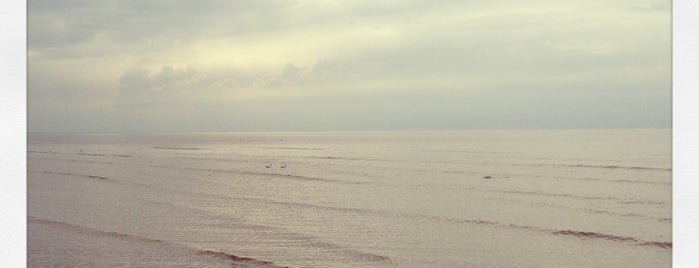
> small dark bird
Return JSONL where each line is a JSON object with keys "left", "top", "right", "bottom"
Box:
{"left": 265, "top": 164, "right": 272, "bottom": 168}
{"left": 484, "top": 176, "right": 492, "bottom": 179}
{"left": 280, "top": 164, "right": 287, "bottom": 168}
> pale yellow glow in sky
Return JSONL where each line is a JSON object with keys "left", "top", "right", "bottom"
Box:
{"left": 28, "top": 0, "right": 671, "bottom": 131}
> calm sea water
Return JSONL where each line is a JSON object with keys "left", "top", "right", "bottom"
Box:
{"left": 27, "top": 130, "right": 672, "bottom": 267}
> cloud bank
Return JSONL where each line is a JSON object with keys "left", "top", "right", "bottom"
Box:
{"left": 28, "top": 0, "right": 671, "bottom": 132}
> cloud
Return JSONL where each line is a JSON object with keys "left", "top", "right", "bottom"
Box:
{"left": 249, "top": 63, "right": 308, "bottom": 89}
{"left": 116, "top": 65, "right": 239, "bottom": 111}
{"left": 28, "top": 0, "right": 671, "bottom": 132}
{"left": 119, "top": 65, "right": 197, "bottom": 95}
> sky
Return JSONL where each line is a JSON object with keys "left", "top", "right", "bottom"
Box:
{"left": 27, "top": 0, "right": 671, "bottom": 132}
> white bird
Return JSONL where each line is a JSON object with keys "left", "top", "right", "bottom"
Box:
{"left": 265, "top": 164, "right": 272, "bottom": 168}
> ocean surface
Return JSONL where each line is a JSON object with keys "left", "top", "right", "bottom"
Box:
{"left": 27, "top": 130, "right": 672, "bottom": 267}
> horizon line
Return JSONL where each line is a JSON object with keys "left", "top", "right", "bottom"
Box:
{"left": 27, "top": 127, "right": 673, "bottom": 135}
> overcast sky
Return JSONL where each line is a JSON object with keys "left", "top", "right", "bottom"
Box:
{"left": 28, "top": 0, "right": 671, "bottom": 132}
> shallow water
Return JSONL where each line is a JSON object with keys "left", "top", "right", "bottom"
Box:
{"left": 28, "top": 130, "right": 672, "bottom": 267}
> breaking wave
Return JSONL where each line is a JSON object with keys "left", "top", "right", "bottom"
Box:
{"left": 425, "top": 215, "right": 671, "bottom": 249}
{"left": 29, "top": 216, "right": 163, "bottom": 244}
{"left": 197, "top": 250, "right": 287, "bottom": 267}
{"left": 29, "top": 216, "right": 286, "bottom": 267}
{"left": 551, "top": 230, "right": 638, "bottom": 242}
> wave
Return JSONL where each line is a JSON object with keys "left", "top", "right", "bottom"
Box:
{"left": 29, "top": 216, "right": 163, "bottom": 244}
{"left": 29, "top": 170, "right": 111, "bottom": 180}
{"left": 29, "top": 157, "right": 120, "bottom": 165}
{"left": 424, "top": 215, "right": 671, "bottom": 249}
{"left": 307, "top": 155, "right": 413, "bottom": 163}
{"left": 370, "top": 165, "right": 670, "bottom": 187}
{"left": 341, "top": 249, "right": 391, "bottom": 262}
{"left": 638, "top": 241, "right": 673, "bottom": 249}
{"left": 494, "top": 189, "right": 668, "bottom": 206}
{"left": 79, "top": 153, "right": 131, "bottom": 158}
{"left": 304, "top": 157, "right": 670, "bottom": 187}
{"left": 307, "top": 156, "right": 377, "bottom": 161}
{"left": 565, "top": 164, "right": 671, "bottom": 171}
{"left": 609, "top": 179, "right": 671, "bottom": 186}
{"left": 29, "top": 158, "right": 667, "bottom": 224}
{"left": 424, "top": 150, "right": 504, "bottom": 154}
{"left": 306, "top": 155, "right": 456, "bottom": 164}
{"left": 155, "top": 165, "right": 370, "bottom": 185}
{"left": 240, "top": 171, "right": 370, "bottom": 185}
{"left": 537, "top": 202, "right": 671, "bottom": 223}
{"left": 255, "top": 146, "right": 325, "bottom": 151}
{"left": 182, "top": 203, "right": 392, "bottom": 264}
{"left": 542, "top": 174, "right": 670, "bottom": 186}
{"left": 299, "top": 241, "right": 391, "bottom": 263}
{"left": 29, "top": 170, "right": 169, "bottom": 192}
{"left": 28, "top": 170, "right": 161, "bottom": 191}
{"left": 204, "top": 195, "right": 670, "bottom": 250}
{"left": 551, "top": 230, "right": 638, "bottom": 242}
{"left": 28, "top": 150, "right": 52, "bottom": 154}
{"left": 498, "top": 190, "right": 607, "bottom": 200}
{"left": 29, "top": 216, "right": 286, "bottom": 267}
{"left": 197, "top": 250, "right": 287, "bottom": 267}
{"left": 153, "top": 146, "right": 201, "bottom": 150}
{"left": 29, "top": 157, "right": 670, "bottom": 251}
{"left": 225, "top": 196, "right": 386, "bottom": 217}
{"left": 618, "top": 200, "right": 666, "bottom": 205}
{"left": 29, "top": 157, "right": 370, "bottom": 185}
{"left": 308, "top": 155, "right": 671, "bottom": 172}
{"left": 549, "top": 229, "right": 672, "bottom": 248}
{"left": 29, "top": 157, "right": 668, "bottom": 216}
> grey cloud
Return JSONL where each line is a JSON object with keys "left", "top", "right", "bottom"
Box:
{"left": 29, "top": 0, "right": 317, "bottom": 52}
{"left": 117, "top": 64, "right": 295, "bottom": 100}
{"left": 28, "top": 61, "right": 117, "bottom": 132}
{"left": 150, "top": 66, "right": 197, "bottom": 89}
{"left": 27, "top": 0, "right": 460, "bottom": 57}
{"left": 119, "top": 65, "right": 197, "bottom": 96}
{"left": 116, "top": 65, "right": 209, "bottom": 111}
{"left": 250, "top": 63, "right": 308, "bottom": 89}
{"left": 118, "top": 69, "right": 150, "bottom": 96}
{"left": 28, "top": 0, "right": 671, "bottom": 132}
{"left": 114, "top": 64, "right": 281, "bottom": 113}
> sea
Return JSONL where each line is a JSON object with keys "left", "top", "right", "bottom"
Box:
{"left": 27, "top": 129, "right": 672, "bottom": 267}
